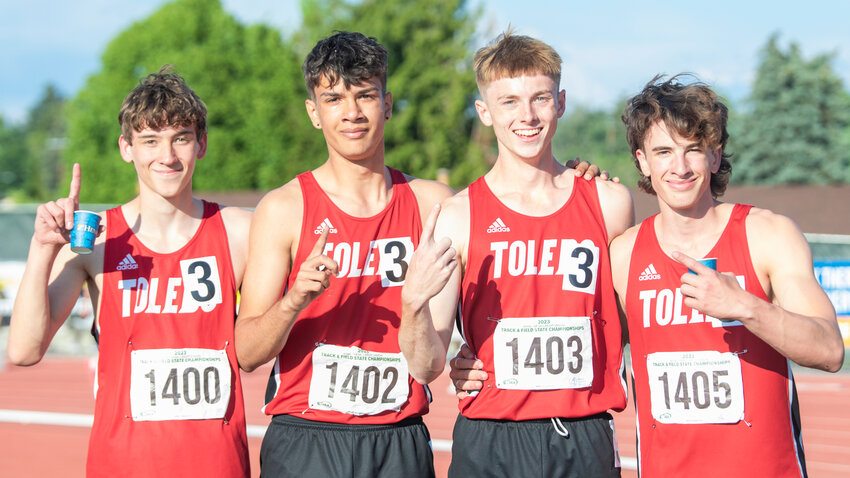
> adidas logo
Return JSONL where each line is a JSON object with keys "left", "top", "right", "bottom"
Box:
{"left": 638, "top": 264, "right": 661, "bottom": 281}
{"left": 116, "top": 254, "right": 139, "bottom": 271}
{"left": 486, "top": 218, "right": 510, "bottom": 233}
{"left": 314, "top": 218, "right": 338, "bottom": 235}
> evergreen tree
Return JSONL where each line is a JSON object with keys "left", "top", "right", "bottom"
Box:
{"left": 0, "top": 116, "right": 27, "bottom": 198}
{"left": 733, "top": 35, "right": 850, "bottom": 184}
{"left": 21, "top": 85, "right": 67, "bottom": 200}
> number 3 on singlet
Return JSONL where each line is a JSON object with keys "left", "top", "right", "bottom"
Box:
{"left": 493, "top": 316, "right": 594, "bottom": 390}
{"left": 309, "top": 345, "right": 410, "bottom": 416}
{"left": 646, "top": 350, "right": 745, "bottom": 424}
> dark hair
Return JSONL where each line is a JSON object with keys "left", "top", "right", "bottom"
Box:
{"left": 118, "top": 65, "right": 206, "bottom": 144}
{"left": 302, "top": 31, "right": 388, "bottom": 98}
{"left": 622, "top": 74, "right": 732, "bottom": 197}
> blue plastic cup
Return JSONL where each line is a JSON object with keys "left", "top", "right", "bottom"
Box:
{"left": 688, "top": 257, "right": 717, "bottom": 274}
{"left": 70, "top": 210, "right": 101, "bottom": 254}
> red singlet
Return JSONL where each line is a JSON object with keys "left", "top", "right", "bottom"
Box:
{"left": 89, "top": 201, "right": 249, "bottom": 477}
{"left": 459, "top": 175, "right": 626, "bottom": 420}
{"left": 262, "top": 168, "right": 430, "bottom": 424}
{"left": 625, "top": 204, "right": 806, "bottom": 477}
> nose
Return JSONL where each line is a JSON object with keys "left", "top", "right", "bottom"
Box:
{"left": 161, "top": 142, "right": 179, "bottom": 165}
{"left": 342, "top": 97, "right": 364, "bottom": 121}
{"left": 669, "top": 151, "right": 690, "bottom": 176}
{"left": 520, "top": 100, "right": 538, "bottom": 123}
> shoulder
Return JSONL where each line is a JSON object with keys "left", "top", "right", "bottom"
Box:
{"left": 254, "top": 178, "right": 304, "bottom": 223}
{"left": 594, "top": 178, "right": 633, "bottom": 209}
{"left": 405, "top": 175, "right": 455, "bottom": 207}
{"left": 593, "top": 179, "right": 634, "bottom": 241}
{"left": 744, "top": 205, "right": 809, "bottom": 257}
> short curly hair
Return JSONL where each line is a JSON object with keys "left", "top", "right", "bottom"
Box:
{"left": 622, "top": 74, "right": 732, "bottom": 197}
{"left": 118, "top": 65, "right": 206, "bottom": 144}
{"left": 302, "top": 31, "right": 388, "bottom": 99}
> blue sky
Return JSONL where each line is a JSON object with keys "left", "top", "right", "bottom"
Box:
{"left": 1, "top": 0, "right": 849, "bottom": 124}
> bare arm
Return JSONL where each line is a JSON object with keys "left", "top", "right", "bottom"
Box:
{"left": 8, "top": 163, "right": 94, "bottom": 365}
{"left": 595, "top": 179, "right": 635, "bottom": 244}
{"left": 676, "top": 210, "right": 843, "bottom": 372}
{"left": 610, "top": 228, "right": 639, "bottom": 346}
{"left": 219, "top": 206, "right": 253, "bottom": 288}
{"left": 398, "top": 180, "right": 463, "bottom": 384}
{"left": 234, "top": 186, "right": 338, "bottom": 372}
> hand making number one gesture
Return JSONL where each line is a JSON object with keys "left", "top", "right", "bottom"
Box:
{"left": 285, "top": 227, "right": 340, "bottom": 313}
{"left": 402, "top": 204, "right": 457, "bottom": 309}
{"left": 34, "top": 162, "right": 82, "bottom": 246}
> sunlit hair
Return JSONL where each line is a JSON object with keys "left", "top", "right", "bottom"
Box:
{"left": 622, "top": 74, "right": 732, "bottom": 197}
{"left": 302, "top": 31, "right": 388, "bottom": 99}
{"left": 118, "top": 65, "right": 207, "bottom": 144}
{"left": 473, "top": 28, "right": 561, "bottom": 89}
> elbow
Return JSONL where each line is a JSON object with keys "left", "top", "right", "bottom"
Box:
{"left": 6, "top": 345, "right": 43, "bottom": 367}
{"left": 823, "top": 346, "right": 845, "bottom": 373}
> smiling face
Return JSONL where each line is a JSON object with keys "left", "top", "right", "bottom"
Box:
{"left": 305, "top": 75, "right": 392, "bottom": 164}
{"left": 475, "top": 73, "right": 565, "bottom": 165}
{"left": 119, "top": 124, "right": 206, "bottom": 200}
{"left": 636, "top": 120, "right": 722, "bottom": 212}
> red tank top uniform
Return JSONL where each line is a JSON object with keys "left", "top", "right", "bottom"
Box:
{"left": 459, "top": 176, "right": 627, "bottom": 420}
{"left": 262, "top": 168, "right": 429, "bottom": 424}
{"left": 625, "top": 204, "right": 806, "bottom": 477}
{"left": 89, "top": 201, "right": 249, "bottom": 477}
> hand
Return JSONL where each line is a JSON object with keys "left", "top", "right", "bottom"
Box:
{"left": 674, "top": 251, "right": 752, "bottom": 321}
{"left": 449, "top": 343, "right": 487, "bottom": 399}
{"left": 401, "top": 204, "right": 457, "bottom": 310}
{"left": 566, "top": 157, "right": 620, "bottom": 183}
{"left": 33, "top": 163, "right": 82, "bottom": 247}
{"left": 282, "top": 228, "right": 339, "bottom": 313}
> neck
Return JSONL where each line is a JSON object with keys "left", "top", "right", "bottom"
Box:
{"left": 655, "top": 197, "right": 726, "bottom": 256}
{"left": 313, "top": 159, "right": 392, "bottom": 217}
{"left": 123, "top": 190, "right": 204, "bottom": 253}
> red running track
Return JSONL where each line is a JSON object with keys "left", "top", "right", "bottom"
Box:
{"left": 1, "top": 357, "right": 848, "bottom": 477}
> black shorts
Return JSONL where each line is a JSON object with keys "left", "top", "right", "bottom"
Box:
{"left": 260, "top": 414, "right": 435, "bottom": 478}
{"left": 449, "top": 413, "right": 621, "bottom": 478}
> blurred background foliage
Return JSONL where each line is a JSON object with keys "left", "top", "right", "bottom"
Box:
{"left": 1, "top": 0, "right": 849, "bottom": 203}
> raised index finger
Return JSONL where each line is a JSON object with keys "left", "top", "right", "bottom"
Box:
{"left": 68, "top": 163, "right": 82, "bottom": 204}
{"left": 310, "top": 226, "right": 330, "bottom": 257}
{"left": 65, "top": 163, "right": 82, "bottom": 229}
{"left": 421, "top": 203, "right": 441, "bottom": 244}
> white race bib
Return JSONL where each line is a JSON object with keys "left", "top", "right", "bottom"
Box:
{"left": 493, "top": 316, "right": 594, "bottom": 390}
{"left": 308, "top": 345, "right": 410, "bottom": 415}
{"left": 130, "top": 348, "right": 231, "bottom": 421}
{"left": 646, "top": 350, "right": 745, "bottom": 424}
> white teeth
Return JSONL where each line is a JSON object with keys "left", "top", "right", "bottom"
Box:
{"left": 515, "top": 128, "right": 541, "bottom": 137}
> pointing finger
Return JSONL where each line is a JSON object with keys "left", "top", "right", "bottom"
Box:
{"left": 421, "top": 203, "right": 441, "bottom": 244}
{"left": 311, "top": 226, "right": 330, "bottom": 257}
{"left": 66, "top": 163, "right": 82, "bottom": 229}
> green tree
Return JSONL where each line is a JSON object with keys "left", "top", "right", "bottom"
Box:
{"left": 553, "top": 103, "right": 638, "bottom": 188}
{"left": 298, "top": 0, "right": 486, "bottom": 188}
{"left": 732, "top": 35, "right": 850, "bottom": 184}
{"left": 0, "top": 116, "right": 27, "bottom": 198}
{"left": 21, "top": 85, "right": 67, "bottom": 200}
{"left": 66, "top": 0, "right": 315, "bottom": 203}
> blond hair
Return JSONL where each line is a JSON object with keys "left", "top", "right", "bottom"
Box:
{"left": 473, "top": 28, "right": 562, "bottom": 88}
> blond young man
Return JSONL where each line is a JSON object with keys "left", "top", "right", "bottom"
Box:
{"left": 8, "top": 68, "right": 252, "bottom": 477}
{"left": 611, "top": 75, "right": 843, "bottom": 477}
{"left": 399, "top": 31, "right": 634, "bottom": 477}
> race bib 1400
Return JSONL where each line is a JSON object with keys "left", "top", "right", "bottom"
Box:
{"left": 130, "top": 348, "right": 231, "bottom": 421}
